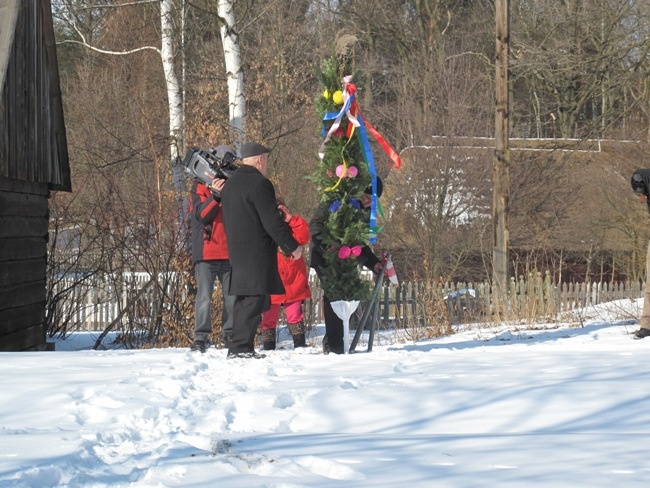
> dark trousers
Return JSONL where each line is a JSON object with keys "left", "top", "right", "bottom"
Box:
{"left": 194, "top": 260, "right": 235, "bottom": 342}
{"left": 228, "top": 295, "right": 270, "bottom": 353}
{"left": 323, "top": 295, "right": 345, "bottom": 352}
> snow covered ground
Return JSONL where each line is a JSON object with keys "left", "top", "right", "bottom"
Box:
{"left": 1, "top": 299, "right": 649, "bottom": 487}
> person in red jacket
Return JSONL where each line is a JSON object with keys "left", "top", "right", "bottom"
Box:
{"left": 188, "top": 145, "right": 238, "bottom": 353}
{"left": 259, "top": 199, "right": 312, "bottom": 350}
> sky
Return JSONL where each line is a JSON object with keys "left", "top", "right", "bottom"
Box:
{"left": 1, "top": 299, "right": 650, "bottom": 487}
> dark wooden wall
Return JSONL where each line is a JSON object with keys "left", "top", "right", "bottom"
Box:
{"left": 0, "top": 1, "right": 70, "bottom": 351}
{"left": 0, "top": 176, "right": 50, "bottom": 351}
{"left": 0, "top": 0, "right": 70, "bottom": 190}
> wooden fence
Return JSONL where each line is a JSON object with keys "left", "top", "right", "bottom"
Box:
{"left": 49, "top": 270, "right": 645, "bottom": 333}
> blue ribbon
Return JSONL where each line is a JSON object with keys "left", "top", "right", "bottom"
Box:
{"left": 355, "top": 111, "right": 378, "bottom": 244}
{"left": 321, "top": 112, "right": 340, "bottom": 137}
{"left": 320, "top": 93, "right": 354, "bottom": 138}
{"left": 321, "top": 94, "right": 379, "bottom": 243}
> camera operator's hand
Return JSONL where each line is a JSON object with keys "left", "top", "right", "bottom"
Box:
{"left": 209, "top": 178, "right": 226, "bottom": 199}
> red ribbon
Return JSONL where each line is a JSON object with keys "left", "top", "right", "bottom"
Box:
{"left": 345, "top": 83, "right": 401, "bottom": 169}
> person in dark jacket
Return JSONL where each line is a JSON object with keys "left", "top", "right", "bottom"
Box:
{"left": 631, "top": 168, "right": 650, "bottom": 339}
{"left": 221, "top": 142, "right": 302, "bottom": 358}
{"left": 309, "top": 178, "right": 384, "bottom": 354}
{"left": 188, "top": 145, "right": 238, "bottom": 353}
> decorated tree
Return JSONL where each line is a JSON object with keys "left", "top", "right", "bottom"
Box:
{"left": 311, "top": 53, "right": 400, "bottom": 302}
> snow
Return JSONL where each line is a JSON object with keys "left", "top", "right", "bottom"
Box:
{"left": 2, "top": 299, "right": 650, "bottom": 487}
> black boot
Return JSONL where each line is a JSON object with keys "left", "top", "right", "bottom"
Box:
{"left": 292, "top": 333, "right": 306, "bottom": 348}
{"left": 289, "top": 322, "right": 306, "bottom": 348}
{"left": 261, "top": 328, "right": 276, "bottom": 350}
{"left": 634, "top": 327, "right": 650, "bottom": 340}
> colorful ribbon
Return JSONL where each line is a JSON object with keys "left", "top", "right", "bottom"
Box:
{"left": 320, "top": 76, "right": 401, "bottom": 243}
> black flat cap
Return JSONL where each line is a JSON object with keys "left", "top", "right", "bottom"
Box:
{"left": 240, "top": 142, "right": 271, "bottom": 159}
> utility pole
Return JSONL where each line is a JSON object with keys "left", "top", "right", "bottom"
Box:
{"left": 493, "top": 0, "right": 510, "bottom": 314}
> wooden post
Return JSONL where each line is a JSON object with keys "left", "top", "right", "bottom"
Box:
{"left": 493, "top": 0, "right": 510, "bottom": 315}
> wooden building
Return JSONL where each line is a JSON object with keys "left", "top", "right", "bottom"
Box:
{"left": 0, "top": 0, "right": 71, "bottom": 351}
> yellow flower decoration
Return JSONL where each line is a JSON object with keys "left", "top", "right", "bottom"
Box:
{"left": 323, "top": 89, "right": 330, "bottom": 99}
{"left": 332, "top": 90, "right": 344, "bottom": 105}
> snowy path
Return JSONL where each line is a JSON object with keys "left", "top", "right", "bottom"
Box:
{"left": 1, "top": 320, "right": 650, "bottom": 487}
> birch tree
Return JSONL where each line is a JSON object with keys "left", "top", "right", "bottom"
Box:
{"left": 55, "top": 0, "right": 187, "bottom": 221}
{"left": 217, "top": 0, "right": 245, "bottom": 143}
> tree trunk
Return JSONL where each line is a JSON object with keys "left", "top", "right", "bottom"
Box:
{"left": 218, "top": 0, "right": 246, "bottom": 143}
{"left": 161, "top": 0, "right": 188, "bottom": 227}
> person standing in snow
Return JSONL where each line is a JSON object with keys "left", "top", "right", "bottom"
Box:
{"left": 259, "top": 198, "right": 312, "bottom": 351}
{"left": 309, "top": 178, "right": 385, "bottom": 354}
{"left": 221, "top": 142, "right": 302, "bottom": 359}
{"left": 631, "top": 168, "right": 650, "bottom": 339}
{"left": 188, "top": 145, "right": 238, "bottom": 353}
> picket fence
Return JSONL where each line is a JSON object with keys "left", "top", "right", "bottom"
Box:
{"left": 50, "top": 270, "right": 644, "bottom": 333}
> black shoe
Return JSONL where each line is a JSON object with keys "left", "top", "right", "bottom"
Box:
{"left": 190, "top": 340, "right": 207, "bottom": 353}
{"left": 634, "top": 328, "right": 650, "bottom": 340}
{"left": 217, "top": 333, "right": 232, "bottom": 349}
{"left": 227, "top": 351, "right": 267, "bottom": 359}
{"left": 322, "top": 335, "right": 344, "bottom": 355}
{"left": 322, "top": 335, "right": 330, "bottom": 355}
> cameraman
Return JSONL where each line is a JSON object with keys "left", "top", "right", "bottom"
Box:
{"left": 189, "top": 145, "right": 238, "bottom": 352}
{"left": 631, "top": 168, "right": 650, "bottom": 340}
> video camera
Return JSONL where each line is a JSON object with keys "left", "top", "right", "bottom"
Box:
{"left": 181, "top": 146, "right": 239, "bottom": 187}
{"left": 631, "top": 169, "right": 650, "bottom": 213}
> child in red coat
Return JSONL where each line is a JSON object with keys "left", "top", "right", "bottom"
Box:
{"left": 260, "top": 200, "right": 312, "bottom": 350}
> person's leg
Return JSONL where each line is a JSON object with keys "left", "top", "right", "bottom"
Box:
{"left": 323, "top": 296, "right": 344, "bottom": 354}
{"left": 194, "top": 261, "right": 216, "bottom": 343}
{"left": 636, "top": 239, "right": 650, "bottom": 339}
{"left": 284, "top": 301, "right": 304, "bottom": 324}
{"left": 260, "top": 303, "right": 281, "bottom": 350}
{"left": 215, "top": 260, "right": 236, "bottom": 344}
{"left": 228, "top": 295, "right": 269, "bottom": 354}
{"left": 260, "top": 303, "right": 281, "bottom": 330}
{"left": 285, "top": 301, "right": 306, "bottom": 348}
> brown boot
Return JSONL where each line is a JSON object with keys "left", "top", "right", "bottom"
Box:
{"left": 289, "top": 322, "right": 306, "bottom": 348}
{"left": 261, "top": 328, "right": 276, "bottom": 350}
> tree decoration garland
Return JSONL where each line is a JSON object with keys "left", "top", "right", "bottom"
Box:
{"left": 311, "top": 55, "right": 401, "bottom": 301}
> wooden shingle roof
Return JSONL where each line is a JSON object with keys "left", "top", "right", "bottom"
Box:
{"left": 0, "top": 0, "right": 71, "bottom": 191}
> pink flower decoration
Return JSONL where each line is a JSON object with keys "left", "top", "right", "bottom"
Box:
{"left": 348, "top": 166, "right": 358, "bottom": 178}
{"left": 335, "top": 164, "right": 346, "bottom": 178}
{"left": 350, "top": 245, "right": 362, "bottom": 257}
{"left": 326, "top": 170, "right": 334, "bottom": 177}
{"left": 338, "top": 246, "right": 351, "bottom": 259}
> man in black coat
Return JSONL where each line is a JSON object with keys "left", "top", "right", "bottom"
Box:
{"left": 221, "top": 142, "right": 302, "bottom": 358}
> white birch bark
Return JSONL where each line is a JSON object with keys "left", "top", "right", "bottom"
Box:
{"left": 161, "top": 0, "right": 183, "bottom": 160}
{"left": 217, "top": 0, "right": 246, "bottom": 143}
{"left": 160, "top": 0, "right": 187, "bottom": 225}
